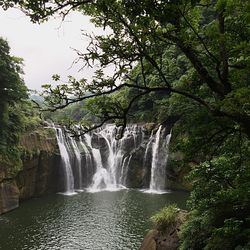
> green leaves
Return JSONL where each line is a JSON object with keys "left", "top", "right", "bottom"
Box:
{"left": 221, "top": 87, "right": 250, "bottom": 116}
{"left": 0, "top": 37, "right": 30, "bottom": 165}
{"left": 151, "top": 204, "right": 179, "bottom": 231}
{"left": 52, "top": 74, "right": 60, "bottom": 81}
{"left": 180, "top": 140, "right": 250, "bottom": 249}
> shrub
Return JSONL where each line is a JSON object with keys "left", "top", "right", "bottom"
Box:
{"left": 151, "top": 204, "right": 179, "bottom": 231}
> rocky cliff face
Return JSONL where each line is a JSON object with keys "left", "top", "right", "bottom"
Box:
{"left": 0, "top": 127, "right": 61, "bottom": 214}
{"left": 126, "top": 144, "right": 151, "bottom": 188}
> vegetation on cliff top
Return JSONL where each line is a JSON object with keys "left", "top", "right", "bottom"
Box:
{"left": 0, "top": 37, "right": 27, "bottom": 168}
{"left": 1, "top": 0, "right": 250, "bottom": 248}
{"left": 0, "top": 37, "right": 41, "bottom": 169}
{"left": 151, "top": 204, "right": 180, "bottom": 231}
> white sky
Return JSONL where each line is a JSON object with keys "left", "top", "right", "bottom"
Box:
{"left": 0, "top": 8, "right": 103, "bottom": 91}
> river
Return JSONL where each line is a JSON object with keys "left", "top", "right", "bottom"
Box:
{"left": 0, "top": 190, "right": 188, "bottom": 250}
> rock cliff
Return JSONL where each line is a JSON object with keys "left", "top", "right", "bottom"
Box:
{"left": 0, "top": 127, "right": 61, "bottom": 214}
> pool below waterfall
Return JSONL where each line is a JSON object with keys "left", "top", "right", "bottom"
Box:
{"left": 0, "top": 189, "right": 188, "bottom": 250}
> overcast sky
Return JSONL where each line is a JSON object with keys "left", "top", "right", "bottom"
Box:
{"left": 0, "top": 8, "right": 102, "bottom": 91}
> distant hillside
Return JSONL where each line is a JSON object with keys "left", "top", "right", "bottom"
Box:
{"left": 30, "top": 95, "right": 44, "bottom": 105}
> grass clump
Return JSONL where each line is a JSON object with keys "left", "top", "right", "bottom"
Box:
{"left": 151, "top": 204, "right": 179, "bottom": 231}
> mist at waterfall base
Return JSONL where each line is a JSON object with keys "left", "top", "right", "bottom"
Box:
{"left": 54, "top": 124, "right": 172, "bottom": 194}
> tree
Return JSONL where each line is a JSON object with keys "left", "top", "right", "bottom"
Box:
{"left": 0, "top": 37, "right": 28, "bottom": 152}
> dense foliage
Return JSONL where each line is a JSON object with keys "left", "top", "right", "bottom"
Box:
{"left": 2, "top": 0, "right": 250, "bottom": 248}
{"left": 0, "top": 38, "right": 27, "bottom": 163}
{"left": 0, "top": 38, "right": 40, "bottom": 166}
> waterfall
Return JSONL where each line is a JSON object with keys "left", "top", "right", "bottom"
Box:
{"left": 149, "top": 126, "right": 162, "bottom": 190}
{"left": 79, "top": 137, "right": 92, "bottom": 186}
{"left": 148, "top": 126, "right": 171, "bottom": 192}
{"left": 54, "top": 125, "right": 85, "bottom": 194}
{"left": 69, "top": 137, "right": 83, "bottom": 191}
{"left": 53, "top": 123, "right": 171, "bottom": 194}
{"left": 90, "top": 148, "right": 110, "bottom": 190}
{"left": 142, "top": 130, "right": 154, "bottom": 184}
{"left": 82, "top": 133, "right": 108, "bottom": 190}
{"left": 85, "top": 124, "right": 144, "bottom": 191}
{"left": 143, "top": 131, "right": 154, "bottom": 166}
{"left": 119, "top": 155, "right": 132, "bottom": 186}
{"left": 83, "top": 132, "right": 110, "bottom": 190}
{"left": 54, "top": 126, "right": 76, "bottom": 195}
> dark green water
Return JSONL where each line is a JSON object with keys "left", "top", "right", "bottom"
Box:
{"left": 0, "top": 190, "right": 188, "bottom": 250}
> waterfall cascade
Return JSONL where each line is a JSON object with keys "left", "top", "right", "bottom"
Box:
{"left": 54, "top": 124, "right": 171, "bottom": 194}
{"left": 148, "top": 126, "right": 172, "bottom": 192}
{"left": 84, "top": 124, "right": 144, "bottom": 191}
{"left": 54, "top": 126, "right": 76, "bottom": 195}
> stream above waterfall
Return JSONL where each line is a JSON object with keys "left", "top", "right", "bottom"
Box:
{"left": 0, "top": 190, "right": 188, "bottom": 250}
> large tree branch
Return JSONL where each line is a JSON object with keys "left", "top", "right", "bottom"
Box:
{"left": 124, "top": 75, "right": 212, "bottom": 110}
{"left": 42, "top": 83, "right": 126, "bottom": 112}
